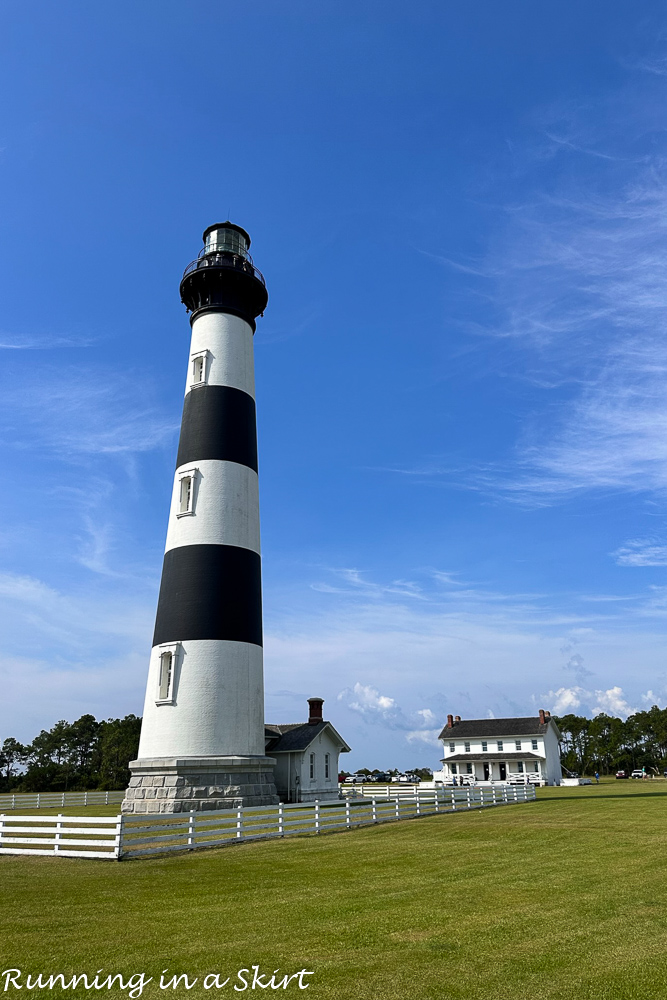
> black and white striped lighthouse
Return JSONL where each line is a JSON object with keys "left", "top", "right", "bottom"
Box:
{"left": 123, "top": 223, "right": 278, "bottom": 813}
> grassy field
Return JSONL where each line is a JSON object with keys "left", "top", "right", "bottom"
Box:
{"left": 1, "top": 780, "right": 666, "bottom": 999}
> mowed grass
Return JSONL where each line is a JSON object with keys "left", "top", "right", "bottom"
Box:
{"left": 2, "top": 782, "right": 667, "bottom": 999}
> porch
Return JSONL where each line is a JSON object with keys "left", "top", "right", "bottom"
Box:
{"left": 441, "top": 751, "right": 545, "bottom": 785}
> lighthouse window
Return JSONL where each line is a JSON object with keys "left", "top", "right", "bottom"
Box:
{"left": 177, "top": 471, "right": 197, "bottom": 517}
{"left": 156, "top": 643, "right": 180, "bottom": 704}
{"left": 191, "top": 352, "right": 208, "bottom": 386}
{"left": 158, "top": 652, "right": 173, "bottom": 701}
{"left": 309, "top": 753, "right": 315, "bottom": 780}
{"left": 325, "top": 753, "right": 330, "bottom": 780}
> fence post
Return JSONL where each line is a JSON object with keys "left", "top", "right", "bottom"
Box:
{"left": 451, "top": 790, "right": 456, "bottom": 811}
{"left": 0, "top": 814, "right": 4, "bottom": 850}
{"left": 105, "top": 791, "right": 109, "bottom": 805}
{"left": 513, "top": 786, "right": 518, "bottom": 803}
{"left": 37, "top": 793, "right": 40, "bottom": 810}
{"left": 236, "top": 805, "right": 243, "bottom": 840}
{"left": 372, "top": 797, "right": 377, "bottom": 824}
{"left": 187, "top": 810, "right": 195, "bottom": 847}
{"left": 314, "top": 801, "right": 320, "bottom": 834}
{"left": 434, "top": 790, "right": 439, "bottom": 814}
{"left": 278, "top": 802, "right": 284, "bottom": 837}
{"left": 115, "top": 815, "right": 124, "bottom": 861}
{"left": 11, "top": 794, "right": 15, "bottom": 811}
{"left": 466, "top": 788, "right": 471, "bottom": 809}
{"left": 492, "top": 786, "right": 497, "bottom": 806}
{"left": 395, "top": 798, "right": 400, "bottom": 821}
{"left": 345, "top": 798, "right": 351, "bottom": 829}
{"left": 61, "top": 792, "right": 65, "bottom": 808}
{"left": 54, "top": 814, "right": 63, "bottom": 855}
{"left": 84, "top": 791, "right": 88, "bottom": 807}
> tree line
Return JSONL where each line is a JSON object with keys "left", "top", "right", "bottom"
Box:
{"left": 3, "top": 705, "right": 667, "bottom": 792}
{"left": 0, "top": 714, "right": 141, "bottom": 793}
{"left": 554, "top": 706, "right": 667, "bottom": 775}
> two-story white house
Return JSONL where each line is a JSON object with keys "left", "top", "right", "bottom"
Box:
{"left": 265, "top": 697, "right": 351, "bottom": 802}
{"left": 435, "top": 710, "right": 562, "bottom": 786}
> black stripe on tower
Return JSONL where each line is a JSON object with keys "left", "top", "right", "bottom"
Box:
{"left": 153, "top": 545, "right": 262, "bottom": 646}
{"left": 176, "top": 385, "right": 258, "bottom": 472}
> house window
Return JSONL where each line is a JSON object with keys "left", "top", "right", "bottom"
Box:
{"left": 449, "top": 742, "right": 455, "bottom": 752}
{"left": 191, "top": 351, "right": 208, "bottom": 386}
{"left": 156, "top": 643, "right": 180, "bottom": 704}
{"left": 497, "top": 741, "right": 503, "bottom": 751}
{"left": 517, "top": 761, "right": 524, "bottom": 773}
{"left": 466, "top": 764, "right": 473, "bottom": 774}
{"left": 532, "top": 762, "right": 539, "bottom": 772}
{"left": 309, "top": 753, "right": 315, "bottom": 780}
{"left": 482, "top": 741, "right": 488, "bottom": 752}
{"left": 515, "top": 741, "right": 521, "bottom": 751}
{"left": 451, "top": 763, "right": 458, "bottom": 774}
{"left": 177, "top": 470, "right": 197, "bottom": 517}
{"left": 532, "top": 739, "right": 538, "bottom": 750}
{"left": 325, "top": 753, "right": 330, "bottom": 780}
{"left": 464, "top": 741, "right": 471, "bottom": 752}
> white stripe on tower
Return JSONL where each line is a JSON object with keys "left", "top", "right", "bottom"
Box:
{"left": 137, "top": 223, "right": 268, "bottom": 761}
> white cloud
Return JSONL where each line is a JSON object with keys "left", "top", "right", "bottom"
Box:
{"left": 543, "top": 684, "right": 637, "bottom": 719}
{"left": 545, "top": 686, "right": 583, "bottom": 714}
{"left": 341, "top": 682, "right": 397, "bottom": 715}
{"left": 591, "top": 686, "right": 637, "bottom": 718}
{"left": 613, "top": 540, "right": 667, "bottom": 567}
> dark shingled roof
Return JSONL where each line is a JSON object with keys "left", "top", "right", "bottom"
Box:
{"left": 438, "top": 717, "right": 557, "bottom": 740}
{"left": 264, "top": 721, "right": 351, "bottom": 754}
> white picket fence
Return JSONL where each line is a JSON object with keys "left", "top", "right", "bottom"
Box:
{"left": 0, "top": 790, "right": 124, "bottom": 811}
{"left": 0, "top": 784, "right": 536, "bottom": 861}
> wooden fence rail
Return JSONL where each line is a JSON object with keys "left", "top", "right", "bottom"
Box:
{"left": 0, "top": 784, "right": 536, "bottom": 861}
{"left": 0, "top": 790, "right": 125, "bottom": 811}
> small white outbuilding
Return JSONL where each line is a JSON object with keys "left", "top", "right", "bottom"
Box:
{"left": 265, "top": 697, "right": 351, "bottom": 803}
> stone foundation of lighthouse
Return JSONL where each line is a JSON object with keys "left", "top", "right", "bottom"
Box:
{"left": 122, "top": 223, "right": 278, "bottom": 814}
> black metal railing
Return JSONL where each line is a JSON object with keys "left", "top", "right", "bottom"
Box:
{"left": 182, "top": 251, "right": 266, "bottom": 287}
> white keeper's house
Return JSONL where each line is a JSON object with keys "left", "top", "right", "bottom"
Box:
{"left": 264, "top": 697, "right": 351, "bottom": 803}
{"left": 435, "top": 709, "right": 562, "bottom": 786}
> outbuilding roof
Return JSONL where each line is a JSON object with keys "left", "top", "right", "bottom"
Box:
{"left": 264, "top": 721, "right": 351, "bottom": 754}
{"left": 438, "top": 717, "right": 558, "bottom": 740}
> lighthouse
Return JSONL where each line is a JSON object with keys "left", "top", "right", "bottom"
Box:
{"left": 122, "top": 223, "right": 278, "bottom": 813}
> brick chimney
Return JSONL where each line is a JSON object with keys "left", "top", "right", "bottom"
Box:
{"left": 446, "top": 714, "right": 454, "bottom": 729}
{"left": 539, "top": 709, "right": 546, "bottom": 724}
{"left": 308, "top": 697, "right": 324, "bottom": 725}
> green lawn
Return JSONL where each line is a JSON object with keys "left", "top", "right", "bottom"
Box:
{"left": 1, "top": 781, "right": 666, "bottom": 999}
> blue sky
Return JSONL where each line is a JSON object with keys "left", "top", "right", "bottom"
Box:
{"left": 2, "top": 2, "right": 667, "bottom": 769}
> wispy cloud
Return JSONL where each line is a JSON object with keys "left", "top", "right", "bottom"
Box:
{"left": 613, "top": 539, "right": 667, "bottom": 566}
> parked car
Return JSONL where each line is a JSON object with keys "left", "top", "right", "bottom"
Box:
{"left": 615, "top": 770, "right": 629, "bottom": 779}
{"left": 630, "top": 769, "right": 645, "bottom": 779}
{"left": 344, "top": 774, "right": 368, "bottom": 784}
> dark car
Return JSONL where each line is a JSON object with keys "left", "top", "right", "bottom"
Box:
{"left": 615, "top": 769, "right": 629, "bottom": 779}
